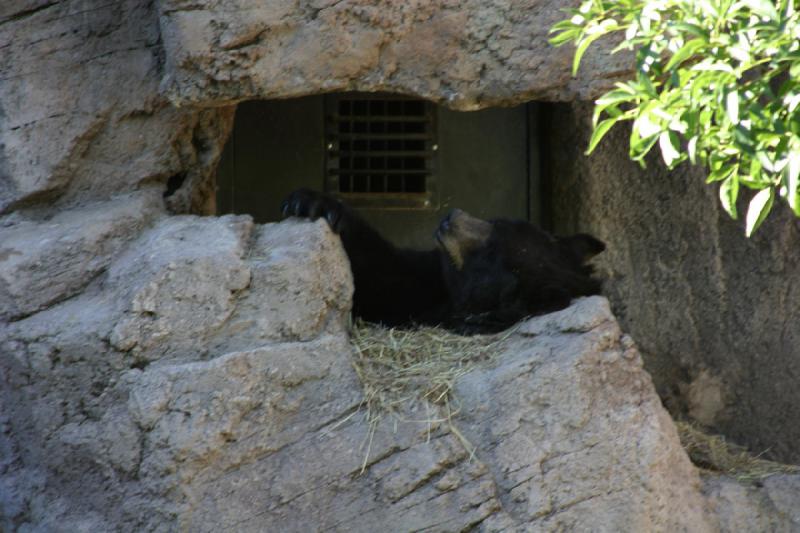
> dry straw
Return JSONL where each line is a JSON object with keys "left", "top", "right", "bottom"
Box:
{"left": 676, "top": 421, "right": 799, "bottom": 482}
{"left": 348, "top": 321, "right": 512, "bottom": 470}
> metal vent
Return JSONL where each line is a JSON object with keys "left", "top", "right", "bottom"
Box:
{"left": 325, "top": 94, "right": 437, "bottom": 208}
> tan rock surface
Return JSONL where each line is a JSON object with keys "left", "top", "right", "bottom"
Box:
{"left": 2, "top": 218, "right": 798, "bottom": 531}
{"left": 157, "top": 0, "right": 630, "bottom": 110}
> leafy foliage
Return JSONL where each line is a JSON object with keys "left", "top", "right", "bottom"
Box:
{"left": 550, "top": 0, "right": 800, "bottom": 235}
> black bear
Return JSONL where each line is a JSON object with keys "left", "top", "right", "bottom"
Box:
{"left": 282, "top": 189, "right": 605, "bottom": 334}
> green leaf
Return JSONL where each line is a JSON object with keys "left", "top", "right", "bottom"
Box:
{"left": 635, "top": 110, "right": 662, "bottom": 139}
{"left": 572, "top": 31, "right": 606, "bottom": 78}
{"left": 739, "top": 175, "right": 766, "bottom": 189}
{"left": 659, "top": 131, "right": 681, "bottom": 167}
{"left": 757, "top": 150, "right": 776, "bottom": 171}
{"left": 729, "top": 45, "right": 751, "bottom": 64}
{"left": 698, "top": 0, "right": 720, "bottom": 18}
{"left": 789, "top": 113, "right": 800, "bottom": 136}
{"left": 688, "top": 136, "right": 699, "bottom": 164}
{"left": 786, "top": 93, "right": 800, "bottom": 113}
{"left": 745, "top": 187, "right": 775, "bottom": 236}
{"left": 586, "top": 117, "right": 620, "bottom": 154}
{"left": 726, "top": 90, "right": 740, "bottom": 124}
{"left": 630, "top": 133, "right": 659, "bottom": 163}
{"left": 550, "top": 19, "right": 580, "bottom": 33}
{"left": 593, "top": 89, "right": 637, "bottom": 124}
{"left": 664, "top": 39, "right": 706, "bottom": 71}
{"left": 595, "top": 89, "right": 638, "bottom": 107}
{"left": 669, "top": 22, "right": 710, "bottom": 40}
{"left": 749, "top": 157, "right": 763, "bottom": 178}
{"left": 613, "top": 82, "right": 639, "bottom": 95}
{"left": 719, "top": 173, "right": 740, "bottom": 218}
{"left": 692, "top": 61, "right": 735, "bottom": 73}
{"left": 740, "top": 0, "right": 779, "bottom": 20}
{"left": 786, "top": 150, "right": 800, "bottom": 215}
{"left": 635, "top": 70, "right": 658, "bottom": 97}
{"left": 549, "top": 18, "right": 582, "bottom": 46}
{"left": 549, "top": 29, "right": 580, "bottom": 46}
{"left": 733, "top": 126, "right": 755, "bottom": 155}
{"left": 708, "top": 162, "right": 738, "bottom": 183}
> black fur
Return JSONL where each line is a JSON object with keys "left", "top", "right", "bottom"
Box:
{"left": 282, "top": 189, "right": 604, "bottom": 333}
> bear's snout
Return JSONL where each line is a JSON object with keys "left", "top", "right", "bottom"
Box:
{"left": 435, "top": 209, "right": 493, "bottom": 269}
{"left": 439, "top": 211, "right": 453, "bottom": 232}
{"left": 437, "top": 209, "right": 463, "bottom": 235}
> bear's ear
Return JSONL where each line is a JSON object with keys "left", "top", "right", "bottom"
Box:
{"left": 559, "top": 233, "right": 606, "bottom": 263}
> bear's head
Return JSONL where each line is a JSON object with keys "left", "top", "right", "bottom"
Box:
{"left": 435, "top": 209, "right": 605, "bottom": 333}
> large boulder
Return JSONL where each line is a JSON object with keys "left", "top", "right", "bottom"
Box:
{"left": 154, "top": 296, "right": 714, "bottom": 531}
{"left": 0, "top": 216, "right": 352, "bottom": 530}
{"left": 452, "top": 297, "right": 711, "bottom": 531}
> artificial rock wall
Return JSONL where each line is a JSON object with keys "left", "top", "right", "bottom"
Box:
{"left": 2, "top": 0, "right": 800, "bottom": 529}
{"left": 7, "top": 208, "right": 791, "bottom": 531}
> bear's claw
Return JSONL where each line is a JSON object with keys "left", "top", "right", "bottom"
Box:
{"left": 281, "top": 189, "right": 345, "bottom": 233}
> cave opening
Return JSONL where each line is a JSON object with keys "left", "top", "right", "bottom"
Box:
{"left": 214, "top": 93, "right": 545, "bottom": 249}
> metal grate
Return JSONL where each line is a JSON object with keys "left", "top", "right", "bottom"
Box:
{"left": 325, "top": 94, "right": 437, "bottom": 208}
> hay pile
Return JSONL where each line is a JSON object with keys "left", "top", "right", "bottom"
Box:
{"left": 348, "top": 322, "right": 510, "bottom": 466}
{"left": 676, "top": 421, "right": 799, "bottom": 482}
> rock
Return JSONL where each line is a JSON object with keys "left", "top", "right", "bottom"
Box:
{"left": 0, "top": 0, "right": 234, "bottom": 213}
{"left": 157, "top": 0, "right": 631, "bottom": 110}
{"left": 115, "top": 296, "right": 717, "bottom": 532}
{"left": 0, "top": 190, "right": 164, "bottom": 320}
{"left": 516, "top": 295, "right": 615, "bottom": 336}
{"left": 107, "top": 216, "right": 352, "bottom": 362}
{"left": 56, "top": 406, "right": 142, "bottom": 476}
{"left": 0, "top": 217, "right": 354, "bottom": 530}
{"left": 455, "top": 296, "right": 710, "bottom": 530}
{"left": 1, "top": 0, "right": 626, "bottom": 214}
{"left": 1, "top": 214, "right": 797, "bottom": 531}
{"left": 703, "top": 474, "right": 800, "bottom": 532}
{"left": 3, "top": 262, "right": 704, "bottom": 531}
{"left": 128, "top": 333, "right": 364, "bottom": 530}
{"left": 761, "top": 475, "right": 800, "bottom": 526}
{"left": 107, "top": 214, "right": 255, "bottom": 361}
{"left": 684, "top": 370, "right": 727, "bottom": 427}
{"left": 547, "top": 102, "right": 800, "bottom": 463}
{"left": 208, "top": 218, "right": 353, "bottom": 351}
{"left": 3, "top": 0, "right": 799, "bottom": 529}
